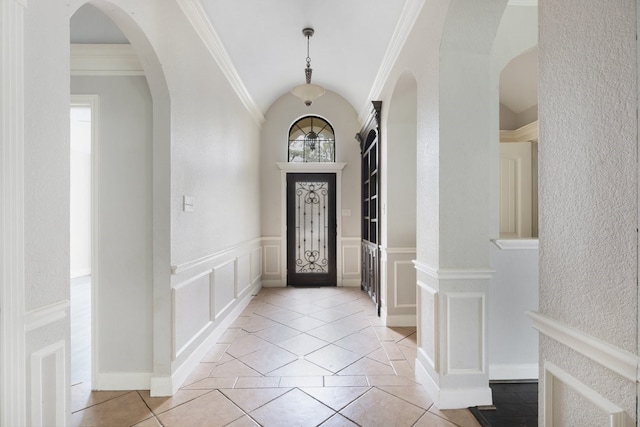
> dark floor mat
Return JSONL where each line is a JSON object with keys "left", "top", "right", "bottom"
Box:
{"left": 470, "top": 382, "right": 538, "bottom": 427}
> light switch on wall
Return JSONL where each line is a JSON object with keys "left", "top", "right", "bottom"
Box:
{"left": 183, "top": 195, "right": 194, "bottom": 212}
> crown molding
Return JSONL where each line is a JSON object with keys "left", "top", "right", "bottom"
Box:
{"left": 492, "top": 238, "right": 539, "bottom": 250}
{"left": 176, "top": 0, "right": 265, "bottom": 126}
{"left": 500, "top": 120, "right": 538, "bottom": 143}
{"left": 71, "top": 44, "right": 144, "bottom": 76}
{"left": 358, "top": 0, "right": 426, "bottom": 125}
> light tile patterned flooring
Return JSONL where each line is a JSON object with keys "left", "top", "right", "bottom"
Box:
{"left": 71, "top": 286, "right": 481, "bottom": 427}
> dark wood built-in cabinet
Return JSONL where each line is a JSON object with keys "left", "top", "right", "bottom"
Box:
{"left": 358, "top": 101, "right": 381, "bottom": 315}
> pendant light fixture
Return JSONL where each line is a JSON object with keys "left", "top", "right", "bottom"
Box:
{"left": 291, "top": 28, "right": 325, "bottom": 106}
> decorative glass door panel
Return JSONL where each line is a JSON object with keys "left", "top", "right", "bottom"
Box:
{"left": 287, "top": 173, "right": 336, "bottom": 286}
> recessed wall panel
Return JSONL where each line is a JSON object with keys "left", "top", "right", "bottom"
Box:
{"left": 174, "top": 274, "right": 211, "bottom": 353}
{"left": 446, "top": 293, "right": 484, "bottom": 374}
{"left": 214, "top": 261, "right": 236, "bottom": 316}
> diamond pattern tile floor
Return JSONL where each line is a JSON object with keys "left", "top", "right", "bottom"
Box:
{"left": 71, "top": 286, "right": 482, "bottom": 426}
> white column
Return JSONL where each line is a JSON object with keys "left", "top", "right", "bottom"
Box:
{"left": 0, "top": 0, "right": 26, "bottom": 425}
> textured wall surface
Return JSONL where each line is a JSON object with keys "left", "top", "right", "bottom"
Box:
{"left": 539, "top": 0, "right": 638, "bottom": 422}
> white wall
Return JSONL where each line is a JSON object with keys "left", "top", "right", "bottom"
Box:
{"left": 260, "top": 90, "right": 361, "bottom": 286}
{"left": 489, "top": 242, "right": 538, "bottom": 380}
{"left": 72, "top": 75, "right": 154, "bottom": 375}
{"left": 380, "top": 72, "right": 417, "bottom": 326}
{"left": 538, "top": 0, "right": 638, "bottom": 423}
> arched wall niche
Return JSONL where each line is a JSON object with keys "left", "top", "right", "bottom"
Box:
{"left": 378, "top": 70, "right": 418, "bottom": 326}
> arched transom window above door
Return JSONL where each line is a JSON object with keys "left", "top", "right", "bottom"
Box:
{"left": 288, "top": 116, "right": 335, "bottom": 162}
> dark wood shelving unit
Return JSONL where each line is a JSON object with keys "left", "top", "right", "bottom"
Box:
{"left": 358, "top": 101, "right": 381, "bottom": 315}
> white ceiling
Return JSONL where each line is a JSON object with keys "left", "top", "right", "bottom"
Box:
{"left": 71, "top": 1, "right": 538, "bottom": 119}
{"left": 199, "top": 0, "right": 407, "bottom": 115}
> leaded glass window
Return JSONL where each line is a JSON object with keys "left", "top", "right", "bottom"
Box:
{"left": 288, "top": 116, "right": 335, "bottom": 162}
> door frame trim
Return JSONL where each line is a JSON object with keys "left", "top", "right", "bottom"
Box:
{"left": 277, "top": 162, "right": 346, "bottom": 286}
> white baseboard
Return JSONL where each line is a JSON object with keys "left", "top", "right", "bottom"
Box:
{"left": 489, "top": 363, "right": 538, "bottom": 381}
{"left": 94, "top": 372, "right": 153, "bottom": 391}
{"left": 261, "top": 279, "right": 284, "bottom": 288}
{"left": 150, "top": 281, "right": 261, "bottom": 396}
{"left": 340, "top": 279, "right": 361, "bottom": 287}
{"left": 384, "top": 314, "right": 416, "bottom": 327}
{"left": 416, "top": 358, "right": 493, "bottom": 409}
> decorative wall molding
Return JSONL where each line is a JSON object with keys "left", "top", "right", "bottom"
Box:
{"left": 358, "top": 0, "right": 426, "bottom": 124}
{"left": 544, "top": 361, "right": 628, "bottom": 427}
{"left": 492, "top": 238, "right": 539, "bottom": 250}
{"left": 70, "top": 44, "right": 144, "bottom": 76}
{"left": 170, "top": 237, "right": 262, "bottom": 275}
{"left": 150, "top": 280, "right": 259, "bottom": 396}
{"left": 444, "top": 293, "right": 485, "bottom": 375}
{"left": 528, "top": 311, "right": 637, "bottom": 383}
{"left": 342, "top": 244, "right": 361, "bottom": 276}
{"left": 25, "top": 301, "right": 70, "bottom": 332}
{"left": 381, "top": 246, "right": 417, "bottom": 254}
{"left": 413, "top": 261, "right": 495, "bottom": 280}
{"left": 1, "top": 1, "right": 27, "bottom": 424}
{"left": 500, "top": 120, "right": 538, "bottom": 143}
{"left": 263, "top": 245, "right": 281, "bottom": 276}
{"left": 417, "top": 281, "right": 439, "bottom": 370}
{"left": 507, "top": 0, "right": 537, "bottom": 6}
{"left": 30, "top": 341, "right": 65, "bottom": 427}
{"left": 393, "top": 260, "right": 417, "bottom": 309}
{"left": 175, "top": 0, "right": 264, "bottom": 126}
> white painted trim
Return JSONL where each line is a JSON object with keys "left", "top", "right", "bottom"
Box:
{"left": 30, "top": 341, "right": 65, "bottom": 427}
{"left": 341, "top": 279, "right": 361, "bottom": 287}
{"left": 415, "top": 357, "right": 492, "bottom": 409}
{"left": 393, "top": 260, "right": 417, "bottom": 309}
{"left": 94, "top": 372, "right": 153, "bottom": 391}
{"left": 24, "top": 301, "right": 70, "bottom": 332}
{"left": 544, "top": 361, "right": 628, "bottom": 427}
{"left": 70, "top": 44, "right": 144, "bottom": 76}
{"left": 172, "top": 269, "right": 213, "bottom": 291}
{"left": 413, "top": 261, "right": 495, "bottom": 280}
{"left": 444, "top": 292, "right": 485, "bottom": 375}
{"left": 492, "top": 238, "right": 539, "bottom": 250}
{"left": 499, "top": 121, "right": 538, "bottom": 143}
{"left": 150, "top": 281, "right": 260, "bottom": 396}
{"left": 277, "top": 163, "right": 347, "bottom": 287}
{"left": 489, "top": 363, "right": 538, "bottom": 380}
{"left": 358, "top": 0, "right": 426, "bottom": 124}
{"left": 341, "top": 244, "right": 361, "bottom": 276}
{"left": 417, "top": 282, "right": 439, "bottom": 370}
{"left": 175, "top": 321, "right": 213, "bottom": 359}
{"left": 175, "top": 0, "right": 264, "bottom": 126}
{"left": 528, "top": 311, "right": 638, "bottom": 382}
{"left": 385, "top": 314, "right": 416, "bottom": 327}
{"left": 263, "top": 245, "right": 281, "bottom": 275}
{"left": 1, "top": 1, "right": 26, "bottom": 424}
{"left": 171, "top": 237, "right": 262, "bottom": 274}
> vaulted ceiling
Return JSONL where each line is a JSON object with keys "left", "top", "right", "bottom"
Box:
{"left": 71, "top": 1, "right": 538, "bottom": 122}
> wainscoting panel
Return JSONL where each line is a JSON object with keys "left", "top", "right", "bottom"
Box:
{"left": 544, "top": 362, "right": 628, "bottom": 427}
{"left": 263, "top": 243, "right": 281, "bottom": 283}
{"left": 417, "top": 281, "right": 438, "bottom": 370}
{"left": 30, "top": 341, "right": 65, "bottom": 427}
{"left": 213, "top": 259, "right": 237, "bottom": 317}
{"left": 381, "top": 248, "right": 416, "bottom": 326}
{"left": 167, "top": 238, "right": 262, "bottom": 373}
{"left": 173, "top": 270, "right": 212, "bottom": 356}
{"left": 341, "top": 238, "right": 361, "bottom": 286}
{"left": 445, "top": 293, "right": 485, "bottom": 375}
